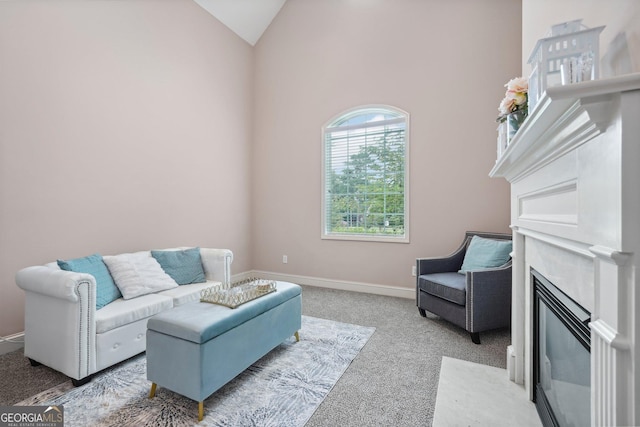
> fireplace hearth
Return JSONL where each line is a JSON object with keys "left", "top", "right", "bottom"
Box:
{"left": 533, "top": 269, "right": 590, "bottom": 427}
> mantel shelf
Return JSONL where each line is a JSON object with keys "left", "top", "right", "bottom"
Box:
{"left": 489, "top": 72, "right": 640, "bottom": 182}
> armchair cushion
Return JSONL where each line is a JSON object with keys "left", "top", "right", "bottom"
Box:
{"left": 459, "top": 235, "right": 512, "bottom": 273}
{"left": 418, "top": 272, "right": 466, "bottom": 306}
{"left": 57, "top": 253, "right": 121, "bottom": 310}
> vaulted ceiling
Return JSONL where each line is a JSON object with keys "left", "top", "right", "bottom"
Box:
{"left": 193, "top": 0, "right": 287, "bottom": 46}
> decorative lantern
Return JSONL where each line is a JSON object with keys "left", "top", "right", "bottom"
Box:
{"left": 527, "top": 19, "right": 605, "bottom": 112}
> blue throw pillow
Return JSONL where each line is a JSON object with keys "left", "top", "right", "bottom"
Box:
{"left": 459, "top": 236, "right": 512, "bottom": 274}
{"left": 151, "top": 247, "right": 206, "bottom": 285}
{"left": 57, "top": 253, "right": 121, "bottom": 310}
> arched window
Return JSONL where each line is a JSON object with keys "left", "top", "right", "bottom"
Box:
{"left": 322, "top": 105, "right": 409, "bottom": 242}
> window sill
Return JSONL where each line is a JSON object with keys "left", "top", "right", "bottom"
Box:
{"left": 321, "top": 234, "right": 409, "bottom": 244}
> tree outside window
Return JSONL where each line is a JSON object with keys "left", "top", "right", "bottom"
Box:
{"left": 322, "top": 106, "right": 409, "bottom": 242}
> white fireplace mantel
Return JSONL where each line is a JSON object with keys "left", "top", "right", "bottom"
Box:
{"left": 491, "top": 73, "right": 640, "bottom": 182}
{"left": 489, "top": 72, "right": 640, "bottom": 427}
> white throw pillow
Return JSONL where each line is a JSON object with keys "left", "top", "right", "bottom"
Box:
{"left": 103, "top": 252, "right": 178, "bottom": 299}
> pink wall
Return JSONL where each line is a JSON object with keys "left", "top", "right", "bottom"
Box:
{"left": 252, "top": 0, "right": 519, "bottom": 290}
{"left": 0, "top": 0, "right": 526, "bottom": 337}
{"left": 0, "top": 0, "right": 253, "bottom": 336}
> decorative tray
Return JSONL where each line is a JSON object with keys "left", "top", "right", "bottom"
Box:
{"left": 200, "top": 278, "right": 277, "bottom": 309}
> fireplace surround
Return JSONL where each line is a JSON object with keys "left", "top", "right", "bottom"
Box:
{"left": 490, "top": 73, "right": 640, "bottom": 426}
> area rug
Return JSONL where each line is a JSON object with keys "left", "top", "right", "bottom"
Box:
{"left": 18, "top": 315, "right": 375, "bottom": 427}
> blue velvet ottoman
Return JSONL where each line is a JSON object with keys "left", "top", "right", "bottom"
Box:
{"left": 146, "top": 281, "right": 302, "bottom": 421}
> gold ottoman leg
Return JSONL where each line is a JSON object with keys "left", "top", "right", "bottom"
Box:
{"left": 149, "top": 383, "right": 157, "bottom": 399}
{"left": 198, "top": 401, "right": 204, "bottom": 422}
{"left": 294, "top": 331, "right": 300, "bottom": 342}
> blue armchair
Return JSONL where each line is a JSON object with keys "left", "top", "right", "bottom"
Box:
{"left": 416, "top": 231, "right": 512, "bottom": 344}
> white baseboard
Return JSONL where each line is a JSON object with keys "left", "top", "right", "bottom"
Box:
{"left": 0, "top": 332, "right": 24, "bottom": 356}
{"left": 234, "top": 270, "right": 415, "bottom": 300}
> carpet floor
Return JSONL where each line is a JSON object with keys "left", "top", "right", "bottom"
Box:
{"left": 15, "top": 316, "right": 374, "bottom": 427}
{"left": 0, "top": 284, "right": 510, "bottom": 426}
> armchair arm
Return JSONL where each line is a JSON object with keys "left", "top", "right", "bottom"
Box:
{"left": 416, "top": 244, "right": 467, "bottom": 276}
{"left": 199, "top": 248, "right": 233, "bottom": 284}
{"left": 465, "top": 261, "right": 512, "bottom": 333}
{"left": 16, "top": 266, "right": 96, "bottom": 380}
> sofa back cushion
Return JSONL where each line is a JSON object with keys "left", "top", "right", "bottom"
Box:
{"left": 151, "top": 247, "right": 206, "bottom": 285}
{"left": 57, "top": 253, "right": 121, "bottom": 310}
{"left": 103, "top": 252, "right": 178, "bottom": 299}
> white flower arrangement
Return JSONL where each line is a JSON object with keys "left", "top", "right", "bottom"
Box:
{"left": 497, "top": 76, "right": 529, "bottom": 123}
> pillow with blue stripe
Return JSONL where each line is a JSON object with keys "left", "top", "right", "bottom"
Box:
{"left": 151, "top": 247, "right": 206, "bottom": 285}
{"left": 58, "top": 253, "right": 121, "bottom": 310}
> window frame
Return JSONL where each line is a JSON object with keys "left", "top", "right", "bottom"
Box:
{"left": 321, "top": 105, "right": 410, "bottom": 243}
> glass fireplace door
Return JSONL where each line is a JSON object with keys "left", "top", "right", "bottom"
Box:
{"left": 533, "top": 269, "right": 591, "bottom": 427}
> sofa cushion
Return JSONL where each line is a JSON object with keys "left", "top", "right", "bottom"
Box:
{"left": 151, "top": 247, "right": 206, "bottom": 285}
{"left": 57, "top": 254, "right": 121, "bottom": 310}
{"left": 95, "top": 293, "right": 173, "bottom": 334}
{"left": 103, "top": 252, "right": 178, "bottom": 300}
{"left": 157, "top": 281, "right": 219, "bottom": 306}
{"left": 418, "top": 272, "right": 466, "bottom": 306}
{"left": 459, "top": 235, "right": 512, "bottom": 274}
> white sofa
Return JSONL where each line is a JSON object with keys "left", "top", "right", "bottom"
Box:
{"left": 15, "top": 247, "right": 233, "bottom": 386}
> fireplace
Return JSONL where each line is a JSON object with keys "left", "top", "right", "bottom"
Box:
{"left": 489, "top": 74, "right": 640, "bottom": 426}
{"left": 532, "top": 269, "right": 590, "bottom": 427}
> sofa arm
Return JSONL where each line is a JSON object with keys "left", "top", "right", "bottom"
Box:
{"left": 465, "top": 262, "right": 512, "bottom": 333}
{"left": 16, "top": 266, "right": 97, "bottom": 380}
{"left": 200, "top": 248, "right": 233, "bottom": 284}
{"left": 16, "top": 266, "right": 96, "bottom": 302}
